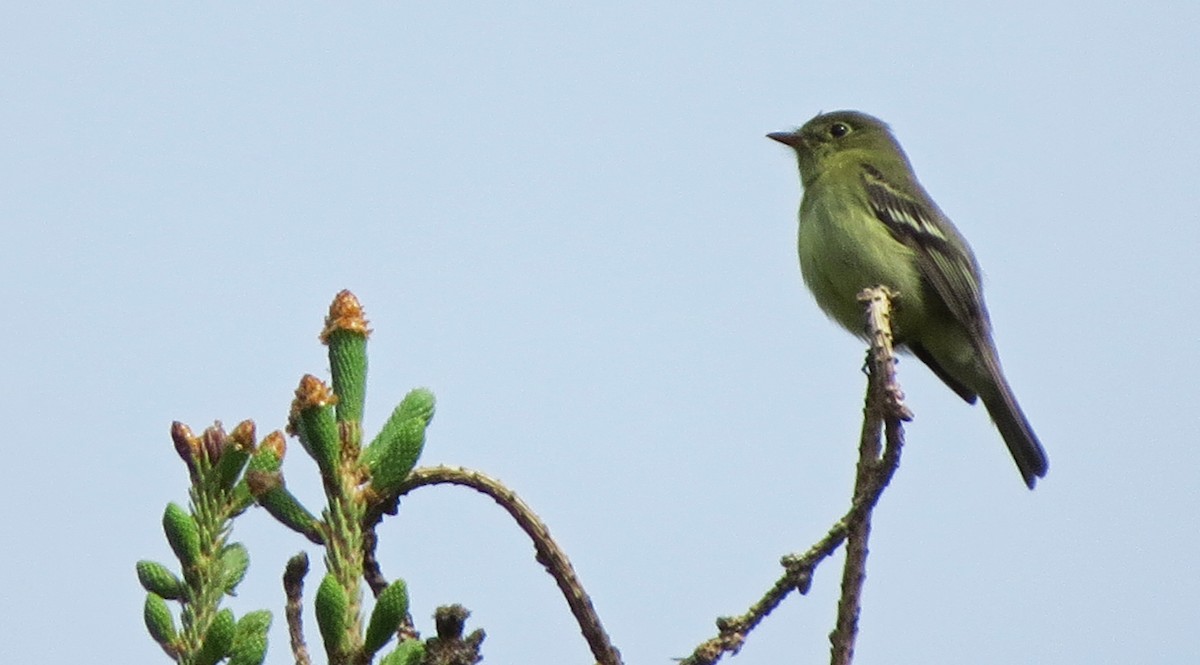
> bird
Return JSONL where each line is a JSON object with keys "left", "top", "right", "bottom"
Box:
{"left": 768, "top": 110, "right": 1048, "bottom": 488}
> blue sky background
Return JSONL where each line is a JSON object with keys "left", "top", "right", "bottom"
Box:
{"left": 3, "top": 3, "right": 1198, "bottom": 664}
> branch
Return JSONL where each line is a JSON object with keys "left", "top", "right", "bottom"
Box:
{"left": 426, "top": 604, "right": 486, "bottom": 665}
{"left": 283, "top": 552, "right": 313, "bottom": 665}
{"left": 361, "top": 530, "right": 419, "bottom": 642}
{"left": 361, "top": 530, "right": 389, "bottom": 598}
{"left": 682, "top": 286, "right": 910, "bottom": 665}
{"left": 828, "top": 286, "right": 911, "bottom": 663}
{"left": 394, "top": 466, "right": 624, "bottom": 665}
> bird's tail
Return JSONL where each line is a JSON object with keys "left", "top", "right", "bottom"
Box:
{"left": 978, "top": 351, "right": 1049, "bottom": 489}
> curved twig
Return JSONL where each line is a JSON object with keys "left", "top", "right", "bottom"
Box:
{"left": 394, "top": 466, "right": 624, "bottom": 665}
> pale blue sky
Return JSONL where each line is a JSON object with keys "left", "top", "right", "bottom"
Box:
{"left": 3, "top": 3, "right": 1198, "bottom": 664}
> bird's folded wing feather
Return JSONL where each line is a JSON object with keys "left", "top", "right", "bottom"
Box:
{"left": 860, "top": 163, "right": 991, "bottom": 339}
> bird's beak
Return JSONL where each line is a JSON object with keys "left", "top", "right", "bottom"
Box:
{"left": 767, "top": 131, "right": 803, "bottom": 148}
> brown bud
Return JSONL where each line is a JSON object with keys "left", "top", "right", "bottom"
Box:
{"left": 260, "top": 430, "right": 287, "bottom": 460}
{"left": 295, "top": 374, "right": 338, "bottom": 410}
{"left": 245, "top": 469, "right": 283, "bottom": 497}
{"left": 319, "top": 290, "right": 371, "bottom": 344}
{"left": 170, "top": 421, "right": 200, "bottom": 478}
{"left": 227, "top": 420, "right": 257, "bottom": 455}
{"left": 201, "top": 421, "right": 227, "bottom": 465}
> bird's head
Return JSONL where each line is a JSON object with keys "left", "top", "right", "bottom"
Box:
{"left": 769, "top": 110, "right": 907, "bottom": 186}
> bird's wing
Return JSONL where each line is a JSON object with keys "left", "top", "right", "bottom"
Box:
{"left": 860, "top": 163, "right": 991, "bottom": 339}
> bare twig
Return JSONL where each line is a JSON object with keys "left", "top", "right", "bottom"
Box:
{"left": 426, "top": 604, "right": 486, "bottom": 665}
{"left": 361, "top": 530, "right": 389, "bottom": 597}
{"left": 679, "top": 507, "right": 858, "bottom": 665}
{"left": 283, "top": 551, "right": 313, "bottom": 665}
{"left": 858, "top": 286, "right": 914, "bottom": 424}
{"left": 394, "top": 466, "right": 623, "bottom": 665}
{"left": 829, "top": 376, "right": 883, "bottom": 664}
{"left": 829, "top": 286, "right": 911, "bottom": 664}
{"left": 682, "top": 286, "right": 909, "bottom": 665}
{"left": 361, "top": 530, "right": 419, "bottom": 643}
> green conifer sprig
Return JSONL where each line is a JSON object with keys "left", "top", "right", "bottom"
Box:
{"left": 138, "top": 421, "right": 272, "bottom": 663}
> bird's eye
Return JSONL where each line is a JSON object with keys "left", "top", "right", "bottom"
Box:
{"left": 830, "top": 122, "right": 851, "bottom": 138}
